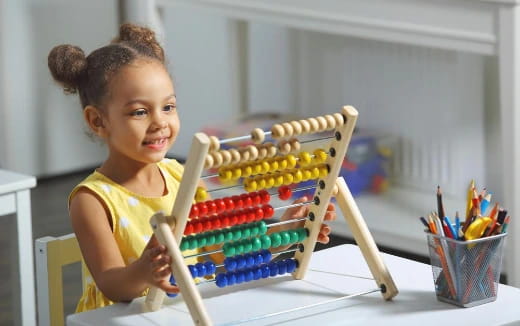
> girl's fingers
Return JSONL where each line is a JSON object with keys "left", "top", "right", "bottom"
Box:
{"left": 157, "top": 279, "right": 179, "bottom": 294}
{"left": 317, "top": 233, "right": 330, "bottom": 244}
{"left": 320, "top": 224, "right": 331, "bottom": 236}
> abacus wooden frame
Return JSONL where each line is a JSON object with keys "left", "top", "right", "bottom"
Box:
{"left": 145, "top": 106, "right": 398, "bottom": 326}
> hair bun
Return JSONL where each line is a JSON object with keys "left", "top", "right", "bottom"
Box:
{"left": 48, "top": 44, "right": 87, "bottom": 93}
{"left": 116, "top": 23, "right": 164, "bottom": 62}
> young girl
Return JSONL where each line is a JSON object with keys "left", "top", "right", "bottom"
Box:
{"left": 48, "top": 23, "right": 335, "bottom": 313}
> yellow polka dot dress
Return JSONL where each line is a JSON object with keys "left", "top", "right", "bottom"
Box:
{"left": 69, "top": 158, "right": 197, "bottom": 312}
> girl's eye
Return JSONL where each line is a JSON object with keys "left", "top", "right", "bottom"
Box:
{"left": 131, "top": 109, "right": 147, "bottom": 117}
{"left": 163, "top": 104, "right": 176, "bottom": 112}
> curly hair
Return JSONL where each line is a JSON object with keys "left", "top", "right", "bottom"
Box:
{"left": 48, "top": 23, "right": 166, "bottom": 109}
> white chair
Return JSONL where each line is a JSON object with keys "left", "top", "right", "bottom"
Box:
{"left": 35, "top": 233, "right": 83, "bottom": 326}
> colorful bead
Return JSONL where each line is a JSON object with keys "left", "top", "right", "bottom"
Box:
{"left": 298, "top": 152, "right": 312, "bottom": 166}
{"left": 195, "top": 262, "right": 207, "bottom": 277}
{"left": 268, "top": 262, "right": 279, "bottom": 277}
{"left": 279, "top": 231, "right": 291, "bottom": 246}
{"left": 260, "top": 234, "right": 272, "bottom": 249}
{"left": 205, "top": 261, "right": 216, "bottom": 275}
{"left": 285, "top": 258, "right": 297, "bottom": 273}
{"left": 286, "top": 154, "right": 297, "bottom": 168}
{"left": 262, "top": 205, "right": 274, "bottom": 218}
{"left": 189, "top": 205, "right": 199, "bottom": 219}
{"left": 278, "top": 186, "right": 292, "bottom": 200}
{"left": 270, "top": 233, "right": 282, "bottom": 247}
{"left": 216, "top": 273, "right": 227, "bottom": 288}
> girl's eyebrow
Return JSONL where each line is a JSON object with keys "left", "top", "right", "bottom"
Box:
{"left": 124, "top": 94, "right": 176, "bottom": 106}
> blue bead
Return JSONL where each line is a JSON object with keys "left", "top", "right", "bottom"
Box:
{"left": 261, "top": 250, "right": 272, "bottom": 263}
{"left": 167, "top": 274, "right": 178, "bottom": 297}
{"left": 252, "top": 267, "right": 262, "bottom": 280}
{"left": 226, "top": 272, "right": 237, "bottom": 286}
{"left": 205, "top": 261, "right": 216, "bottom": 275}
{"left": 277, "top": 260, "right": 287, "bottom": 275}
{"left": 216, "top": 273, "right": 228, "bottom": 288}
{"left": 224, "top": 257, "right": 237, "bottom": 271}
{"left": 254, "top": 253, "right": 263, "bottom": 265}
{"left": 260, "top": 265, "right": 270, "bottom": 278}
{"left": 244, "top": 270, "right": 254, "bottom": 282}
{"left": 188, "top": 265, "right": 198, "bottom": 278}
{"left": 195, "top": 262, "right": 207, "bottom": 277}
{"left": 245, "top": 254, "right": 255, "bottom": 267}
{"left": 285, "top": 259, "right": 297, "bottom": 273}
{"left": 236, "top": 256, "right": 247, "bottom": 270}
{"left": 235, "top": 271, "right": 245, "bottom": 284}
{"left": 268, "top": 262, "right": 278, "bottom": 277}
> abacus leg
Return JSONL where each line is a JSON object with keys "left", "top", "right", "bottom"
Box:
{"left": 148, "top": 213, "right": 212, "bottom": 326}
{"left": 334, "top": 177, "right": 399, "bottom": 300}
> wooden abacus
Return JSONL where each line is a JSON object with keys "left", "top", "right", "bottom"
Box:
{"left": 145, "top": 106, "right": 398, "bottom": 325}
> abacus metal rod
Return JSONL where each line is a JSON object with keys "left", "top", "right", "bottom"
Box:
{"left": 273, "top": 200, "right": 313, "bottom": 211}
{"left": 299, "top": 134, "right": 335, "bottom": 144}
{"left": 182, "top": 218, "right": 307, "bottom": 260}
{"left": 221, "top": 288, "right": 382, "bottom": 326}
{"left": 219, "top": 130, "right": 273, "bottom": 145}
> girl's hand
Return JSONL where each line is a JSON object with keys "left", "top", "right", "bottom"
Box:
{"left": 137, "top": 241, "right": 179, "bottom": 294}
{"left": 279, "top": 196, "right": 336, "bottom": 244}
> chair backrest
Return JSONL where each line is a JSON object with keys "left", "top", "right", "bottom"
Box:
{"left": 35, "top": 233, "right": 82, "bottom": 326}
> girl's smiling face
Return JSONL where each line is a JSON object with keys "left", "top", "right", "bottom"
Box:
{"left": 98, "top": 59, "right": 179, "bottom": 165}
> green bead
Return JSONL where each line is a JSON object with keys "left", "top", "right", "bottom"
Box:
{"left": 180, "top": 238, "right": 189, "bottom": 251}
{"left": 258, "top": 221, "right": 268, "bottom": 235}
{"left": 235, "top": 243, "right": 244, "bottom": 255}
{"left": 215, "top": 231, "right": 225, "bottom": 244}
{"left": 233, "top": 229, "right": 242, "bottom": 241}
{"left": 280, "top": 231, "right": 291, "bottom": 246}
{"left": 206, "top": 233, "right": 216, "bottom": 246}
{"left": 223, "top": 243, "right": 235, "bottom": 257}
{"left": 189, "top": 237, "right": 198, "bottom": 250}
{"left": 242, "top": 239, "right": 253, "bottom": 253}
{"left": 270, "top": 233, "right": 282, "bottom": 248}
{"left": 298, "top": 228, "right": 308, "bottom": 242}
{"left": 289, "top": 230, "right": 299, "bottom": 243}
{"left": 260, "top": 234, "right": 272, "bottom": 249}
{"left": 224, "top": 230, "right": 234, "bottom": 242}
{"left": 197, "top": 234, "right": 207, "bottom": 247}
{"left": 250, "top": 224, "right": 260, "bottom": 237}
{"left": 241, "top": 226, "right": 251, "bottom": 239}
{"left": 251, "top": 237, "right": 262, "bottom": 251}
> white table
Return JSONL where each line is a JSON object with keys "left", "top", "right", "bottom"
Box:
{"left": 67, "top": 244, "right": 520, "bottom": 325}
{"left": 142, "top": 0, "right": 520, "bottom": 288}
{"left": 0, "top": 169, "right": 37, "bottom": 325}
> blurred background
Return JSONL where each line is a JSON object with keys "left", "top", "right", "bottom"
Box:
{"left": 0, "top": 0, "right": 514, "bottom": 324}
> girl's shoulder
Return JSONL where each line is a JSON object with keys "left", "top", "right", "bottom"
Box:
{"left": 68, "top": 170, "right": 116, "bottom": 208}
{"left": 158, "top": 158, "right": 184, "bottom": 182}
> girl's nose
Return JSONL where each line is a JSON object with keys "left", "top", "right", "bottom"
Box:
{"left": 151, "top": 111, "right": 167, "bottom": 129}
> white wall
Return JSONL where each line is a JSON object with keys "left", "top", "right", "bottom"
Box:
{"left": 0, "top": 0, "right": 117, "bottom": 177}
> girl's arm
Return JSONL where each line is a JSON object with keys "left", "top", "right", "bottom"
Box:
{"left": 69, "top": 188, "right": 178, "bottom": 302}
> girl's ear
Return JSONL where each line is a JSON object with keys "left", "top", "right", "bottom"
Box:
{"left": 83, "top": 105, "right": 107, "bottom": 137}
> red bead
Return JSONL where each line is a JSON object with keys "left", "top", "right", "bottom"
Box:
{"left": 250, "top": 192, "right": 262, "bottom": 206}
{"left": 259, "top": 190, "right": 271, "bottom": 204}
{"left": 197, "top": 203, "right": 208, "bottom": 217}
{"left": 262, "top": 205, "right": 274, "bottom": 218}
{"left": 211, "top": 217, "right": 221, "bottom": 230}
{"left": 184, "top": 223, "right": 194, "bottom": 235}
{"left": 189, "top": 205, "right": 199, "bottom": 219}
{"left": 215, "top": 199, "right": 226, "bottom": 214}
{"left": 193, "top": 221, "right": 203, "bottom": 233}
{"left": 229, "top": 213, "right": 238, "bottom": 226}
{"left": 232, "top": 195, "right": 243, "bottom": 209}
{"left": 224, "top": 197, "right": 235, "bottom": 211}
{"left": 254, "top": 207, "right": 264, "bottom": 221}
{"left": 278, "top": 186, "right": 292, "bottom": 201}
{"left": 202, "top": 219, "right": 212, "bottom": 231}
{"left": 206, "top": 201, "right": 217, "bottom": 215}
{"left": 240, "top": 193, "right": 253, "bottom": 207}
{"left": 238, "top": 211, "right": 248, "bottom": 224}
{"left": 220, "top": 213, "right": 230, "bottom": 227}
{"left": 246, "top": 208, "right": 256, "bottom": 223}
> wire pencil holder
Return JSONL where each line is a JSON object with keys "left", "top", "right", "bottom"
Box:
{"left": 425, "top": 232, "right": 506, "bottom": 307}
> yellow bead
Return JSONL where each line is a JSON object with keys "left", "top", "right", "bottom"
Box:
{"left": 286, "top": 154, "right": 297, "bottom": 169}
{"left": 292, "top": 169, "right": 303, "bottom": 183}
{"left": 244, "top": 179, "right": 257, "bottom": 192}
{"left": 195, "top": 187, "right": 208, "bottom": 202}
{"left": 298, "top": 152, "right": 312, "bottom": 166}
{"left": 253, "top": 163, "right": 263, "bottom": 175}
{"left": 278, "top": 158, "right": 288, "bottom": 170}
{"left": 274, "top": 174, "right": 285, "bottom": 187}
{"left": 302, "top": 169, "right": 312, "bottom": 181}
{"left": 232, "top": 168, "right": 242, "bottom": 180}
{"left": 319, "top": 165, "right": 329, "bottom": 178}
{"left": 313, "top": 149, "right": 327, "bottom": 163}
{"left": 218, "top": 168, "right": 233, "bottom": 182}
{"left": 261, "top": 161, "right": 270, "bottom": 174}
{"left": 241, "top": 164, "right": 253, "bottom": 178}
{"left": 265, "top": 176, "right": 275, "bottom": 188}
{"left": 256, "top": 177, "right": 267, "bottom": 190}
{"left": 310, "top": 167, "right": 320, "bottom": 179}
{"left": 283, "top": 172, "right": 294, "bottom": 185}
{"left": 269, "top": 160, "right": 279, "bottom": 172}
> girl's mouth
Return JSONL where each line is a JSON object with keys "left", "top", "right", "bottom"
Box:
{"left": 143, "top": 137, "right": 168, "bottom": 149}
